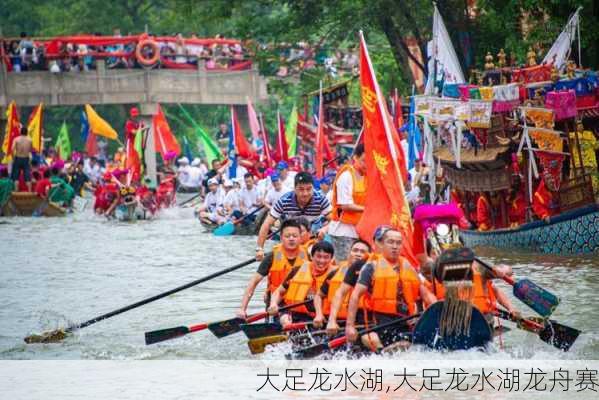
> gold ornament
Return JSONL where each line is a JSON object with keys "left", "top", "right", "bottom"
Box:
{"left": 484, "top": 52, "right": 495, "bottom": 70}
{"left": 526, "top": 47, "right": 537, "bottom": 67}
{"left": 497, "top": 48, "right": 507, "bottom": 68}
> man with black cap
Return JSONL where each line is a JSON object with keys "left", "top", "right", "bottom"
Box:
{"left": 255, "top": 172, "right": 331, "bottom": 261}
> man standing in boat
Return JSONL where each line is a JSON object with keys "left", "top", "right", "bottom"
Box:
{"left": 237, "top": 219, "right": 308, "bottom": 319}
{"left": 255, "top": 172, "right": 331, "bottom": 261}
{"left": 327, "top": 143, "right": 367, "bottom": 263}
{"left": 11, "top": 127, "right": 33, "bottom": 192}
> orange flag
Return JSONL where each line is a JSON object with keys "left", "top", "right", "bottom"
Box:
{"left": 355, "top": 31, "right": 417, "bottom": 266}
{"left": 153, "top": 104, "right": 181, "bottom": 160}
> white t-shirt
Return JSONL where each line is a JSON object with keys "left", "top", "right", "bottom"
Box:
{"left": 185, "top": 166, "right": 203, "bottom": 188}
{"left": 203, "top": 190, "right": 223, "bottom": 212}
{"left": 327, "top": 169, "right": 358, "bottom": 238}
{"left": 223, "top": 189, "right": 241, "bottom": 211}
{"left": 239, "top": 186, "right": 261, "bottom": 213}
{"left": 177, "top": 165, "right": 192, "bottom": 187}
{"left": 264, "top": 187, "right": 284, "bottom": 207}
{"left": 83, "top": 160, "right": 101, "bottom": 184}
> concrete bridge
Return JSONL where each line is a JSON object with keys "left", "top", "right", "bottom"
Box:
{"left": 0, "top": 60, "right": 268, "bottom": 107}
{"left": 0, "top": 60, "right": 268, "bottom": 185}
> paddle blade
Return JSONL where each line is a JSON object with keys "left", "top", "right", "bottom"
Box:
{"left": 240, "top": 323, "right": 283, "bottom": 340}
{"left": 513, "top": 278, "right": 560, "bottom": 317}
{"left": 24, "top": 329, "right": 68, "bottom": 344}
{"left": 213, "top": 222, "right": 235, "bottom": 236}
{"left": 248, "top": 335, "right": 288, "bottom": 354}
{"left": 207, "top": 317, "right": 245, "bottom": 338}
{"left": 287, "top": 342, "right": 330, "bottom": 360}
{"left": 145, "top": 326, "right": 190, "bottom": 345}
{"left": 539, "top": 320, "right": 581, "bottom": 352}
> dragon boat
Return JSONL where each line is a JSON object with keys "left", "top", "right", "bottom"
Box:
{"left": 1, "top": 192, "right": 66, "bottom": 217}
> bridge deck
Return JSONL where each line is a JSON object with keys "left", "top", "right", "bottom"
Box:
{"left": 0, "top": 61, "right": 267, "bottom": 107}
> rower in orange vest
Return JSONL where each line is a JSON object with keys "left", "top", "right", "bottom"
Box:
{"left": 345, "top": 228, "right": 436, "bottom": 350}
{"left": 268, "top": 241, "right": 336, "bottom": 328}
{"left": 237, "top": 219, "right": 308, "bottom": 319}
{"left": 532, "top": 175, "right": 559, "bottom": 222}
{"left": 476, "top": 192, "right": 493, "bottom": 231}
{"left": 313, "top": 239, "right": 371, "bottom": 330}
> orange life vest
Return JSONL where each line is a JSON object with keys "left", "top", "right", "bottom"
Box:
{"left": 363, "top": 256, "right": 421, "bottom": 316}
{"left": 472, "top": 269, "right": 497, "bottom": 314}
{"left": 302, "top": 238, "right": 317, "bottom": 259}
{"left": 331, "top": 164, "right": 367, "bottom": 225}
{"left": 284, "top": 262, "right": 332, "bottom": 315}
{"left": 323, "top": 262, "right": 349, "bottom": 318}
{"left": 267, "top": 244, "right": 308, "bottom": 293}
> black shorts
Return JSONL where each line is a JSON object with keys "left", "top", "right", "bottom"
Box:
{"left": 11, "top": 157, "right": 31, "bottom": 182}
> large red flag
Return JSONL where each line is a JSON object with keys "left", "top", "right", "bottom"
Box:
{"left": 355, "top": 32, "right": 417, "bottom": 266}
{"left": 314, "top": 85, "right": 325, "bottom": 178}
{"left": 153, "top": 104, "right": 181, "bottom": 159}
{"left": 275, "top": 110, "right": 289, "bottom": 162}
{"left": 231, "top": 107, "right": 257, "bottom": 160}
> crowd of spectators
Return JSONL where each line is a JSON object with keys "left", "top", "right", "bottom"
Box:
{"left": 265, "top": 42, "right": 359, "bottom": 78}
{"left": 2, "top": 31, "right": 251, "bottom": 73}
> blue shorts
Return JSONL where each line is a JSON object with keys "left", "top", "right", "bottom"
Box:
{"left": 11, "top": 157, "right": 31, "bottom": 182}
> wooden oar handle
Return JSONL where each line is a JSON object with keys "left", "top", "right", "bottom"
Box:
{"left": 496, "top": 309, "right": 543, "bottom": 330}
{"left": 328, "top": 336, "right": 347, "bottom": 349}
{"left": 246, "top": 312, "right": 268, "bottom": 323}
{"left": 189, "top": 323, "right": 209, "bottom": 333}
{"left": 475, "top": 257, "right": 515, "bottom": 286}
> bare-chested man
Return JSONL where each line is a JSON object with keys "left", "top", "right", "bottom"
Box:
{"left": 11, "top": 127, "right": 33, "bottom": 192}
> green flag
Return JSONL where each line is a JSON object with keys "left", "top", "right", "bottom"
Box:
{"left": 134, "top": 127, "right": 144, "bottom": 176}
{"left": 55, "top": 122, "right": 72, "bottom": 160}
{"left": 178, "top": 104, "right": 222, "bottom": 164}
{"left": 285, "top": 104, "right": 298, "bottom": 157}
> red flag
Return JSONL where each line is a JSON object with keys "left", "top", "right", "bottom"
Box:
{"left": 86, "top": 131, "right": 98, "bottom": 157}
{"left": 355, "top": 32, "right": 418, "bottom": 266}
{"left": 314, "top": 85, "right": 325, "bottom": 178}
{"left": 275, "top": 110, "right": 289, "bottom": 162}
{"left": 125, "top": 131, "right": 141, "bottom": 181}
{"left": 153, "top": 104, "right": 181, "bottom": 159}
{"left": 1, "top": 102, "right": 21, "bottom": 163}
{"left": 259, "top": 113, "right": 273, "bottom": 167}
{"left": 231, "top": 107, "right": 257, "bottom": 160}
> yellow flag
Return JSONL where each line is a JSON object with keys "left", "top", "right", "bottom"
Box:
{"left": 27, "top": 103, "right": 43, "bottom": 152}
{"left": 85, "top": 104, "right": 118, "bottom": 140}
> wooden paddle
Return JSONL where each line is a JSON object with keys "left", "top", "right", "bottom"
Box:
{"left": 178, "top": 192, "right": 202, "bottom": 207}
{"left": 145, "top": 312, "right": 268, "bottom": 345}
{"left": 475, "top": 257, "right": 560, "bottom": 317}
{"left": 207, "top": 299, "right": 312, "bottom": 338}
{"left": 289, "top": 313, "right": 420, "bottom": 359}
{"left": 24, "top": 257, "right": 259, "bottom": 344}
{"left": 496, "top": 309, "right": 580, "bottom": 351}
{"left": 213, "top": 205, "right": 265, "bottom": 236}
{"left": 241, "top": 321, "right": 315, "bottom": 340}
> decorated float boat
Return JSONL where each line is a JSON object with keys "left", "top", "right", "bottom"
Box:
{"left": 1, "top": 192, "right": 66, "bottom": 217}
{"left": 411, "top": 6, "right": 599, "bottom": 255}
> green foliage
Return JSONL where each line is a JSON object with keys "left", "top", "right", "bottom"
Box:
{"left": 2, "top": 0, "right": 597, "bottom": 157}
